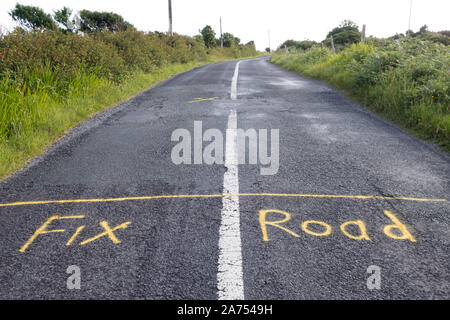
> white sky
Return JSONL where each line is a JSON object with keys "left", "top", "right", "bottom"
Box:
{"left": 1, "top": 0, "right": 449, "bottom": 51}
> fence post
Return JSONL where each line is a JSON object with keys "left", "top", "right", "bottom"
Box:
{"left": 330, "top": 35, "right": 336, "bottom": 54}
{"left": 361, "top": 24, "right": 366, "bottom": 43}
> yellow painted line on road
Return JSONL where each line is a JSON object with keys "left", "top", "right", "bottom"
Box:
{"left": 187, "top": 97, "right": 219, "bottom": 103}
{"left": 0, "top": 193, "right": 447, "bottom": 208}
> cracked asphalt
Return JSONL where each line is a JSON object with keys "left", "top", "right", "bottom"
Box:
{"left": 0, "top": 56, "right": 448, "bottom": 299}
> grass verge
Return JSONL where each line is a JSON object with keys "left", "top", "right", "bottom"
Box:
{"left": 270, "top": 40, "right": 449, "bottom": 152}
{"left": 0, "top": 58, "right": 255, "bottom": 180}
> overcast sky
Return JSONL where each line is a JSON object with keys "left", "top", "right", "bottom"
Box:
{"left": 1, "top": 0, "right": 449, "bottom": 50}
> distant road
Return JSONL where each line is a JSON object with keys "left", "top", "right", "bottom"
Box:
{"left": 0, "top": 56, "right": 448, "bottom": 299}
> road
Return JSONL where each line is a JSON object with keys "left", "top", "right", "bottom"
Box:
{"left": 0, "top": 56, "right": 448, "bottom": 299}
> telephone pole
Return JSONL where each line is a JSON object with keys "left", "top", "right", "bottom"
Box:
{"left": 408, "top": 0, "right": 413, "bottom": 32}
{"left": 168, "top": 0, "right": 173, "bottom": 36}
{"left": 268, "top": 29, "right": 271, "bottom": 52}
{"left": 220, "top": 16, "right": 223, "bottom": 48}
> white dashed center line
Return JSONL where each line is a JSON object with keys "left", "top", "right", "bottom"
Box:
{"left": 230, "top": 61, "right": 241, "bottom": 101}
{"left": 217, "top": 61, "right": 244, "bottom": 300}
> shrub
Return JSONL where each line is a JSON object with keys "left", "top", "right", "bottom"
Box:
{"left": 0, "top": 28, "right": 258, "bottom": 141}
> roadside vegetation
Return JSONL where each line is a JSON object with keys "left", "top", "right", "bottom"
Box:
{"left": 0, "top": 4, "right": 260, "bottom": 180}
{"left": 272, "top": 21, "right": 449, "bottom": 151}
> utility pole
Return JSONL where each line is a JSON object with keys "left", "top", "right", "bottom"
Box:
{"left": 268, "top": 29, "right": 271, "bottom": 52}
{"left": 168, "top": 0, "right": 173, "bottom": 36}
{"left": 220, "top": 16, "right": 223, "bottom": 48}
{"left": 408, "top": 0, "right": 413, "bottom": 33}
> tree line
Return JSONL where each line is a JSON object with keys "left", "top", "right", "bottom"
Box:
{"left": 8, "top": 3, "right": 256, "bottom": 50}
{"left": 197, "top": 25, "right": 255, "bottom": 50}
{"left": 9, "top": 3, "right": 134, "bottom": 33}
{"left": 279, "top": 20, "right": 449, "bottom": 52}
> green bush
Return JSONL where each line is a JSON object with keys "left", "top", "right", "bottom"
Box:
{"left": 279, "top": 40, "right": 318, "bottom": 51}
{"left": 0, "top": 28, "right": 260, "bottom": 179}
{"left": 0, "top": 28, "right": 258, "bottom": 141}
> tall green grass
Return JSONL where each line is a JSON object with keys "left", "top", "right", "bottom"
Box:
{"left": 271, "top": 39, "right": 449, "bottom": 151}
{"left": 0, "top": 29, "right": 260, "bottom": 180}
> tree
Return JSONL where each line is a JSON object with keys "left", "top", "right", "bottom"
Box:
{"left": 200, "top": 25, "right": 216, "bottom": 48}
{"left": 419, "top": 25, "right": 429, "bottom": 34}
{"left": 410, "top": 25, "right": 429, "bottom": 37}
{"left": 326, "top": 20, "right": 359, "bottom": 38}
{"left": 222, "top": 32, "right": 241, "bottom": 47}
{"left": 325, "top": 20, "right": 360, "bottom": 47}
{"left": 222, "top": 32, "right": 234, "bottom": 47}
{"left": 9, "top": 3, "right": 55, "bottom": 30}
{"left": 53, "top": 7, "right": 76, "bottom": 33}
{"left": 265, "top": 47, "right": 271, "bottom": 53}
{"left": 79, "top": 10, "right": 134, "bottom": 32}
{"left": 279, "top": 39, "right": 317, "bottom": 51}
{"left": 245, "top": 41, "right": 255, "bottom": 50}
{"left": 331, "top": 30, "right": 360, "bottom": 46}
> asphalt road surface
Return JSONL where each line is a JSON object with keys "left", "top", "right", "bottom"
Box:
{"left": 0, "top": 56, "right": 448, "bottom": 299}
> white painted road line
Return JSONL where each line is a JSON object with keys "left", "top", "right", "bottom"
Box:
{"left": 230, "top": 61, "right": 241, "bottom": 100}
{"left": 217, "top": 61, "right": 244, "bottom": 300}
{"left": 218, "top": 109, "right": 244, "bottom": 300}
